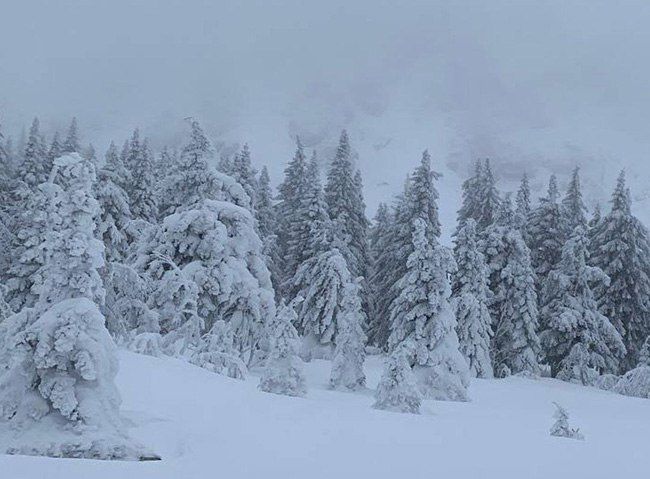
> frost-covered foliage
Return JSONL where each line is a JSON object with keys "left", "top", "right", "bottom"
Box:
{"left": 324, "top": 130, "right": 369, "bottom": 281}
{"left": 487, "top": 198, "right": 541, "bottom": 376}
{"left": 613, "top": 366, "right": 650, "bottom": 399}
{"left": 452, "top": 219, "right": 494, "bottom": 378}
{"left": 259, "top": 301, "right": 306, "bottom": 397}
{"left": 561, "top": 167, "right": 588, "bottom": 235}
{"left": 330, "top": 281, "right": 366, "bottom": 391}
{"left": 590, "top": 171, "right": 650, "bottom": 371}
{"left": 595, "top": 373, "right": 620, "bottom": 391}
{"left": 230, "top": 144, "right": 258, "bottom": 212}
{"left": 0, "top": 153, "right": 153, "bottom": 460}
{"left": 62, "top": 117, "right": 80, "bottom": 154}
{"left": 639, "top": 336, "right": 650, "bottom": 367}
{"left": 373, "top": 340, "right": 421, "bottom": 414}
{"left": 515, "top": 173, "right": 531, "bottom": 233}
{"left": 528, "top": 175, "right": 564, "bottom": 285}
{"left": 95, "top": 142, "right": 133, "bottom": 262}
{"left": 540, "top": 226, "right": 624, "bottom": 383}
{"left": 456, "top": 159, "right": 501, "bottom": 233}
{"left": 389, "top": 219, "right": 470, "bottom": 401}
{"left": 18, "top": 118, "right": 49, "bottom": 188}
{"left": 127, "top": 134, "right": 158, "bottom": 223}
{"left": 191, "top": 321, "right": 247, "bottom": 380}
{"left": 256, "top": 166, "right": 282, "bottom": 297}
{"left": 550, "top": 402, "right": 584, "bottom": 440}
{"left": 136, "top": 121, "right": 274, "bottom": 365}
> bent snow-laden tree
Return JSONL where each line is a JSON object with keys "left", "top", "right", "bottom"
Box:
{"left": 135, "top": 120, "right": 275, "bottom": 367}
{"left": 373, "top": 340, "right": 422, "bottom": 414}
{"left": 388, "top": 219, "right": 470, "bottom": 401}
{"left": 540, "top": 226, "right": 625, "bottom": 384}
{"left": 0, "top": 154, "right": 155, "bottom": 460}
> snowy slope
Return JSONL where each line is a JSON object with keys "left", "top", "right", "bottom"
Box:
{"left": 1, "top": 351, "right": 649, "bottom": 479}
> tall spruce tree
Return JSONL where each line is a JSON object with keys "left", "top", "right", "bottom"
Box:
{"left": 231, "top": 143, "right": 258, "bottom": 212}
{"left": 561, "top": 167, "right": 588, "bottom": 235}
{"left": 540, "top": 225, "right": 625, "bottom": 383}
{"left": 515, "top": 172, "right": 532, "bottom": 235}
{"left": 19, "top": 117, "right": 48, "bottom": 188}
{"left": 452, "top": 219, "right": 494, "bottom": 378}
{"left": 367, "top": 202, "right": 393, "bottom": 347}
{"left": 62, "top": 117, "right": 80, "bottom": 154}
{"left": 128, "top": 136, "right": 158, "bottom": 223}
{"left": 590, "top": 171, "right": 650, "bottom": 370}
{"left": 256, "top": 166, "right": 281, "bottom": 296}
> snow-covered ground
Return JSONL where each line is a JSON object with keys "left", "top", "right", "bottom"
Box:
{"left": 1, "top": 351, "right": 649, "bottom": 479}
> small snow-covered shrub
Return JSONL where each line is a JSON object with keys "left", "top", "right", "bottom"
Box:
{"left": 595, "top": 373, "right": 619, "bottom": 391}
{"left": 191, "top": 321, "right": 247, "bottom": 380}
{"left": 550, "top": 402, "right": 584, "bottom": 440}
{"left": 129, "top": 332, "right": 163, "bottom": 357}
{"left": 613, "top": 366, "right": 650, "bottom": 399}
{"left": 374, "top": 342, "right": 421, "bottom": 414}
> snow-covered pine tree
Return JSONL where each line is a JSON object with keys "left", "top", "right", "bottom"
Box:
{"left": 491, "top": 208, "right": 541, "bottom": 376}
{"left": 191, "top": 320, "right": 247, "bottom": 379}
{"left": 47, "top": 131, "right": 63, "bottom": 165}
{"left": 476, "top": 159, "right": 501, "bottom": 232}
{"left": 18, "top": 117, "right": 48, "bottom": 188}
{"left": 540, "top": 225, "right": 625, "bottom": 383}
{"left": 456, "top": 160, "right": 484, "bottom": 230}
{"left": 373, "top": 339, "right": 421, "bottom": 414}
{"left": 136, "top": 120, "right": 274, "bottom": 366}
{"left": 515, "top": 172, "right": 531, "bottom": 235}
{"left": 0, "top": 153, "right": 153, "bottom": 460}
{"left": 330, "top": 280, "right": 366, "bottom": 390}
{"left": 528, "top": 174, "right": 564, "bottom": 287}
{"left": 389, "top": 218, "right": 469, "bottom": 401}
{"left": 231, "top": 143, "right": 258, "bottom": 212}
{"left": 639, "top": 336, "right": 650, "bottom": 367}
{"left": 275, "top": 138, "right": 312, "bottom": 294}
{"left": 128, "top": 137, "right": 158, "bottom": 223}
{"left": 95, "top": 142, "right": 133, "bottom": 262}
{"left": 452, "top": 219, "right": 494, "bottom": 378}
{"left": 561, "top": 167, "right": 588, "bottom": 235}
{"left": 590, "top": 170, "right": 650, "bottom": 370}
{"left": 367, "top": 202, "right": 394, "bottom": 347}
{"left": 256, "top": 165, "right": 281, "bottom": 296}
{"left": 324, "top": 130, "right": 370, "bottom": 281}
{"left": 259, "top": 300, "right": 307, "bottom": 397}
{"left": 62, "top": 117, "right": 80, "bottom": 154}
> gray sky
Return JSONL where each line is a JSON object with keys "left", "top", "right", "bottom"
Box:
{"left": 2, "top": 0, "right": 650, "bottom": 234}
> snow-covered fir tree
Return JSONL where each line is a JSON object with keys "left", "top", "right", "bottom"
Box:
{"left": 191, "top": 320, "right": 247, "bottom": 379}
{"left": 540, "top": 225, "right": 625, "bottom": 383}
{"left": 47, "top": 131, "right": 63, "bottom": 165}
{"left": 561, "top": 167, "right": 588, "bottom": 235}
{"left": 452, "top": 219, "right": 494, "bottom": 378}
{"left": 255, "top": 165, "right": 281, "bottom": 295}
{"left": 528, "top": 174, "right": 564, "bottom": 287}
{"left": 0, "top": 153, "right": 153, "bottom": 460}
{"left": 491, "top": 206, "right": 541, "bottom": 376}
{"left": 136, "top": 120, "right": 274, "bottom": 366}
{"left": 95, "top": 142, "right": 133, "bottom": 262}
{"left": 258, "top": 300, "right": 307, "bottom": 397}
{"left": 231, "top": 143, "right": 258, "bottom": 212}
{"left": 128, "top": 136, "right": 158, "bottom": 223}
{"left": 373, "top": 340, "right": 422, "bottom": 414}
{"left": 639, "top": 336, "right": 650, "bottom": 367}
{"left": 388, "top": 218, "right": 470, "bottom": 401}
{"left": 324, "top": 130, "right": 369, "bottom": 281}
{"left": 550, "top": 403, "right": 584, "bottom": 440}
{"left": 515, "top": 172, "right": 531, "bottom": 234}
{"left": 18, "top": 117, "right": 48, "bottom": 188}
{"left": 329, "top": 280, "right": 366, "bottom": 390}
{"left": 367, "top": 202, "right": 394, "bottom": 347}
{"left": 590, "top": 170, "right": 650, "bottom": 370}
{"left": 62, "top": 117, "right": 80, "bottom": 154}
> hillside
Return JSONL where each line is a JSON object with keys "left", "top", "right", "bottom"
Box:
{"left": 1, "top": 351, "right": 648, "bottom": 479}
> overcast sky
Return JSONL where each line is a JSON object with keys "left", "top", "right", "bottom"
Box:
{"left": 2, "top": 0, "right": 650, "bottom": 234}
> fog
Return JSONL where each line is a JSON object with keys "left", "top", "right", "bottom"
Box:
{"left": 2, "top": 0, "right": 650, "bottom": 230}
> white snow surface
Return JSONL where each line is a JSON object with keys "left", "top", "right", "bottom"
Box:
{"left": 1, "top": 350, "right": 649, "bottom": 478}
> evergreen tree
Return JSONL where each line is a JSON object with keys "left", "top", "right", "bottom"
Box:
{"left": 388, "top": 219, "right": 469, "bottom": 401}
{"left": 456, "top": 160, "right": 484, "bottom": 230}
{"left": 47, "top": 131, "right": 63, "bottom": 165}
{"left": 550, "top": 403, "right": 584, "bottom": 440}
{"left": 19, "top": 117, "right": 48, "bottom": 187}
{"left": 128, "top": 136, "right": 158, "bottom": 223}
{"left": 329, "top": 280, "right": 366, "bottom": 390}
{"left": 528, "top": 174, "right": 564, "bottom": 290}
{"left": 62, "top": 117, "right": 80, "bottom": 153}
{"left": 492, "top": 222, "right": 541, "bottom": 376}
{"left": 561, "top": 167, "right": 588, "bottom": 235}
{"left": 476, "top": 159, "right": 501, "bottom": 231}
{"left": 638, "top": 336, "right": 650, "bottom": 367}
{"left": 191, "top": 320, "right": 247, "bottom": 379}
{"left": 231, "top": 143, "right": 258, "bottom": 211}
{"left": 452, "top": 219, "right": 494, "bottom": 378}
{"left": 373, "top": 340, "right": 421, "bottom": 414}
{"left": 324, "top": 130, "right": 369, "bottom": 280}
{"left": 258, "top": 300, "right": 307, "bottom": 397}
{"left": 0, "top": 153, "right": 153, "bottom": 460}
{"left": 256, "top": 166, "right": 281, "bottom": 295}
{"left": 135, "top": 121, "right": 274, "bottom": 365}
{"left": 367, "top": 202, "right": 393, "bottom": 347}
{"left": 590, "top": 171, "right": 650, "bottom": 370}
{"left": 540, "top": 226, "right": 625, "bottom": 383}
{"left": 515, "top": 172, "right": 531, "bottom": 234}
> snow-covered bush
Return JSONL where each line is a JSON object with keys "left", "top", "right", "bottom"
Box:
{"left": 373, "top": 341, "right": 421, "bottom": 414}
{"left": 259, "top": 301, "right": 306, "bottom": 397}
{"left": 550, "top": 402, "right": 584, "bottom": 440}
{"left": 330, "top": 281, "right": 366, "bottom": 391}
{"left": 595, "top": 373, "right": 619, "bottom": 391}
{"left": 191, "top": 321, "right": 247, "bottom": 380}
{"left": 0, "top": 154, "right": 155, "bottom": 460}
{"left": 613, "top": 366, "right": 650, "bottom": 399}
